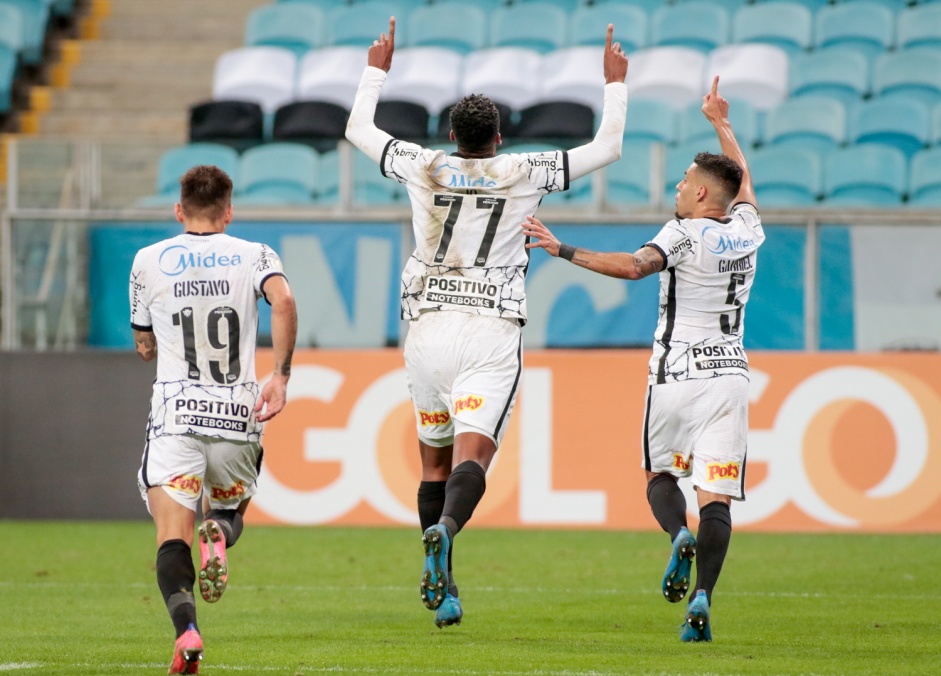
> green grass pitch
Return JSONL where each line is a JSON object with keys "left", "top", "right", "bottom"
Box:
{"left": 0, "top": 522, "right": 937, "bottom": 675}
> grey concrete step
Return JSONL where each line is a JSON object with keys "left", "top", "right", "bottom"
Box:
{"left": 36, "top": 112, "right": 188, "bottom": 139}
{"left": 49, "top": 87, "right": 211, "bottom": 111}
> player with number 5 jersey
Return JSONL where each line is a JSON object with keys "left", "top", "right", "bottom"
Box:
{"left": 346, "top": 17, "right": 628, "bottom": 630}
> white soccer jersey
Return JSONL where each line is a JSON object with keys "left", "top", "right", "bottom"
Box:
{"left": 130, "top": 232, "right": 286, "bottom": 442}
{"left": 646, "top": 203, "right": 764, "bottom": 384}
{"left": 380, "top": 140, "right": 569, "bottom": 323}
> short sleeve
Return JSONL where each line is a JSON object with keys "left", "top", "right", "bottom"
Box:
{"left": 517, "top": 150, "right": 569, "bottom": 193}
{"left": 129, "top": 252, "right": 152, "bottom": 331}
{"left": 730, "top": 202, "right": 765, "bottom": 245}
{"left": 380, "top": 139, "right": 438, "bottom": 185}
{"left": 647, "top": 220, "right": 696, "bottom": 269}
{"left": 253, "top": 243, "right": 286, "bottom": 296}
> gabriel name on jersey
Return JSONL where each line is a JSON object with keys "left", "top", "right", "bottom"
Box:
{"left": 380, "top": 139, "right": 570, "bottom": 324}
{"left": 646, "top": 203, "right": 765, "bottom": 385}
{"left": 130, "top": 233, "right": 286, "bottom": 442}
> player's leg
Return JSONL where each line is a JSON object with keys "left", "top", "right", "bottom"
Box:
{"left": 692, "top": 490, "right": 732, "bottom": 605}
{"left": 418, "top": 440, "right": 456, "bottom": 598}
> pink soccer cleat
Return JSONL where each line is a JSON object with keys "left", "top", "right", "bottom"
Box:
{"left": 197, "top": 520, "right": 227, "bottom": 603}
{"left": 168, "top": 624, "right": 202, "bottom": 674}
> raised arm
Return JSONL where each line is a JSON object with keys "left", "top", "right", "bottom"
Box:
{"left": 567, "top": 24, "right": 629, "bottom": 180}
{"left": 345, "top": 17, "right": 397, "bottom": 163}
{"left": 702, "top": 75, "right": 756, "bottom": 207}
{"left": 255, "top": 275, "right": 298, "bottom": 423}
{"left": 522, "top": 215, "right": 664, "bottom": 281}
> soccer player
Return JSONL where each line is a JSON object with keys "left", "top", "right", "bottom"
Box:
{"left": 522, "top": 76, "right": 761, "bottom": 642}
{"left": 345, "top": 18, "right": 628, "bottom": 628}
{"left": 130, "top": 165, "right": 297, "bottom": 673}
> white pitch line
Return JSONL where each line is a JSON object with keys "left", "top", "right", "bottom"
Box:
{"left": 0, "top": 665, "right": 40, "bottom": 672}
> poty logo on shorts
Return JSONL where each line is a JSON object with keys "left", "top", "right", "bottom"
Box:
{"left": 168, "top": 474, "right": 203, "bottom": 496}
{"left": 706, "top": 462, "right": 740, "bottom": 482}
{"left": 672, "top": 453, "right": 690, "bottom": 471}
{"left": 211, "top": 482, "right": 246, "bottom": 500}
{"left": 158, "top": 245, "right": 242, "bottom": 277}
{"left": 419, "top": 410, "right": 451, "bottom": 426}
{"left": 454, "top": 395, "right": 484, "bottom": 414}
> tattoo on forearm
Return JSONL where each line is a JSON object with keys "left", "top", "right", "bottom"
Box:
{"left": 275, "top": 348, "right": 294, "bottom": 377}
{"left": 136, "top": 333, "right": 156, "bottom": 351}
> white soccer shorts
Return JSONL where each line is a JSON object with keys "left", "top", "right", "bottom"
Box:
{"left": 138, "top": 434, "right": 263, "bottom": 513}
{"left": 404, "top": 310, "right": 522, "bottom": 448}
{"left": 642, "top": 376, "right": 749, "bottom": 500}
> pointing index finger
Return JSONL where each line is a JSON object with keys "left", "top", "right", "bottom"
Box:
{"left": 605, "top": 23, "right": 613, "bottom": 51}
{"left": 711, "top": 75, "right": 719, "bottom": 96}
{"left": 389, "top": 16, "right": 396, "bottom": 43}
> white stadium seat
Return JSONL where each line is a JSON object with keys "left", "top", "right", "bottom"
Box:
{"left": 380, "top": 47, "right": 464, "bottom": 115}
{"left": 705, "top": 44, "right": 789, "bottom": 112}
{"left": 460, "top": 47, "right": 543, "bottom": 110}
{"left": 539, "top": 46, "right": 606, "bottom": 113}
{"left": 296, "top": 46, "right": 369, "bottom": 110}
{"left": 212, "top": 46, "right": 297, "bottom": 113}
{"left": 627, "top": 47, "right": 707, "bottom": 110}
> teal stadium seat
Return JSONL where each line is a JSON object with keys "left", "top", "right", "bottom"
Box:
{"left": 571, "top": 4, "right": 648, "bottom": 52}
{"left": 515, "top": 0, "right": 581, "bottom": 10}
{"left": 0, "top": 3, "right": 21, "bottom": 114}
{"left": 491, "top": 4, "right": 568, "bottom": 54}
{"left": 674, "top": 0, "right": 749, "bottom": 14}
{"left": 850, "top": 97, "right": 931, "bottom": 159}
{"left": 908, "top": 148, "right": 941, "bottom": 206}
{"left": 732, "top": 2, "right": 813, "bottom": 55}
{"left": 896, "top": 5, "right": 941, "bottom": 51}
{"left": 353, "top": 147, "right": 405, "bottom": 205}
{"left": 758, "top": 0, "right": 829, "bottom": 12}
{"left": 933, "top": 103, "right": 941, "bottom": 147}
{"left": 606, "top": 140, "right": 660, "bottom": 207}
{"left": 678, "top": 97, "right": 757, "bottom": 147}
{"left": 406, "top": 4, "right": 486, "bottom": 53}
{"left": 814, "top": 2, "right": 894, "bottom": 60}
{"left": 623, "top": 98, "right": 677, "bottom": 145}
{"left": 650, "top": 2, "right": 730, "bottom": 53}
{"left": 315, "top": 147, "right": 339, "bottom": 205}
{"left": 823, "top": 145, "right": 907, "bottom": 206}
{"left": 749, "top": 146, "right": 822, "bottom": 206}
{"left": 434, "top": 0, "right": 508, "bottom": 11}
{"left": 245, "top": 3, "right": 326, "bottom": 58}
{"left": 51, "top": 0, "right": 73, "bottom": 17}
{"left": 873, "top": 49, "right": 941, "bottom": 106}
{"left": 789, "top": 49, "right": 870, "bottom": 107}
{"left": 328, "top": 2, "right": 408, "bottom": 47}
{"left": 837, "top": 0, "right": 911, "bottom": 12}
{"left": 593, "top": 0, "right": 668, "bottom": 14}
{"left": 236, "top": 142, "right": 319, "bottom": 205}
{"left": 3, "top": 0, "right": 50, "bottom": 65}
{"left": 138, "top": 144, "right": 240, "bottom": 207}
{"left": 763, "top": 97, "right": 846, "bottom": 152}
{"left": 0, "top": 2, "right": 24, "bottom": 55}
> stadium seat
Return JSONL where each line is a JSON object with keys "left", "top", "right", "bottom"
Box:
{"left": 328, "top": 2, "right": 407, "bottom": 47}
{"left": 0, "top": 46, "right": 14, "bottom": 114}
{"left": 514, "top": 0, "right": 580, "bottom": 10}
{"left": 850, "top": 97, "right": 932, "bottom": 159}
{"left": 571, "top": 4, "right": 648, "bottom": 52}
{"left": 50, "top": 0, "right": 74, "bottom": 18}
{"left": 236, "top": 142, "right": 319, "bottom": 205}
{"left": 0, "top": 3, "right": 24, "bottom": 55}
{"left": 432, "top": 0, "right": 506, "bottom": 10}
{"left": 624, "top": 98, "right": 678, "bottom": 146}
{"left": 627, "top": 47, "right": 707, "bottom": 110}
{"left": 138, "top": 143, "right": 240, "bottom": 207}
{"left": 539, "top": 47, "right": 606, "bottom": 113}
{"left": 4, "top": 0, "right": 50, "bottom": 65}
{"left": 212, "top": 47, "right": 297, "bottom": 113}
{"left": 789, "top": 49, "right": 870, "bottom": 107}
{"left": 650, "top": 2, "right": 730, "bottom": 53}
{"left": 490, "top": 4, "right": 568, "bottom": 54}
{"left": 315, "top": 147, "right": 339, "bottom": 205}
{"left": 814, "top": 2, "right": 894, "bottom": 60}
{"left": 592, "top": 0, "right": 666, "bottom": 13}
{"left": 514, "top": 101, "right": 595, "bottom": 141}
{"left": 731, "top": 2, "right": 813, "bottom": 55}
{"left": 297, "top": 46, "right": 368, "bottom": 110}
{"left": 189, "top": 100, "right": 265, "bottom": 150}
{"left": 374, "top": 100, "right": 431, "bottom": 139}
{"left": 933, "top": 103, "right": 941, "bottom": 147}
{"left": 678, "top": 97, "right": 757, "bottom": 147}
{"left": 896, "top": 5, "right": 941, "bottom": 51}
{"left": 380, "top": 47, "right": 463, "bottom": 115}
{"left": 605, "top": 140, "right": 660, "bottom": 207}
{"left": 761, "top": 0, "right": 830, "bottom": 12}
{"left": 748, "top": 146, "right": 822, "bottom": 206}
{"left": 354, "top": 147, "right": 405, "bottom": 205}
{"left": 822, "top": 145, "right": 907, "bottom": 206}
{"left": 705, "top": 43, "right": 789, "bottom": 112}
{"left": 664, "top": 137, "right": 723, "bottom": 206}
{"left": 244, "top": 3, "right": 326, "bottom": 58}
{"left": 406, "top": 4, "right": 486, "bottom": 53}
{"left": 435, "top": 100, "right": 514, "bottom": 139}
{"left": 0, "top": 3, "right": 18, "bottom": 114}
{"left": 272, "top": 100, "right": 349, "bottom": 150}
{"left": 763, "top": 97, "right": 846, "bottom": 152}
{"left": 872, "top": 50, "right": 941, "bottom": 106}
{"left": 835, "top": 0, "right": 907, "bottom": 10}
{"left": 908, "top": 147, "right": 941, "bottom": 206}
{"left": 461, "top": 47, "right": 543, "bottom": 111}
{"left": 675, "top": 0, "right": 749, "bottom": 14}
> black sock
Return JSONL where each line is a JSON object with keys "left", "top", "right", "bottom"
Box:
{"left": 440, "top": 460, "right": 486, "bottom": 538}
{"left": 646, "top": 474, "right": 687, "bottom": 542}
{"left": 205, "top": 509, "right": 244, "bottom": 548}
{"left": 694, "top": 502, "right": 732, "bottom": 605}
{"left": 156, "top": 539, "right": 197, "bottom": 638}
{"left": 418, "top": 480, "right": 456, "bottom": 592}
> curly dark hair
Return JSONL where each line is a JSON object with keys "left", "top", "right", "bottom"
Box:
{"left": 449, "top": 94, "right": 501, "bottom": 154}
{"left": 179, "top": 165, "right": 233, "bottom": 221}
{"left": 693, "top": 152, "right": 743, "bottom": 205}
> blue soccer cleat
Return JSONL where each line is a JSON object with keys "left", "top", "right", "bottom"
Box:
{"left": 420, "top": 524, "right": 450, "bottom": 610}
{"left": 434, "top": 593, "right": 463, "bottom": 628}
{"left": 662, "top": 526, "right": 697, "bottom": 603}
{"left": 680, "top": 589, "right": 712, "bottom": 642}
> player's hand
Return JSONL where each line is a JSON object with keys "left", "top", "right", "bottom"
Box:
{"left": 603, "top": 24, "right": 628, "bottom": 84}
{"left": 255, "top": 373, "right": 289, "bottom": 423}
{"left": 522, "top": 215, "right": 561, "bottom": 257}
{"left": 702, "top": 76, "right": 729, "bottom": 125}
{"left": 367, "top": 17, "right": 395, "bottom": 72}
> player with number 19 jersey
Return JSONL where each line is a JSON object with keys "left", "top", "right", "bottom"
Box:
{"left": 129, "top": 233, "right": 286, "bottom": 442}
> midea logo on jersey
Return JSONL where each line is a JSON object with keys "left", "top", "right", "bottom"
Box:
{"left": 433, "top": 162, "right": 497, "bottom": 189}
{"left": 158, "top": 245, "right": 242, "bottom": 276}
{"left": 701, "top": 225, "right": 757, "bottom": 255}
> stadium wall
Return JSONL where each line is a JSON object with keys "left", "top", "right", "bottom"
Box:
{"left": 2, "top": 349, "right": 940, "bottom": 533}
